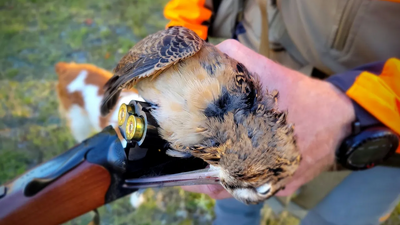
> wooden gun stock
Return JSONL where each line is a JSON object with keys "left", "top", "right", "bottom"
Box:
{"left": 0, "top": 161, "right": 110, "bottom": 225}
{"left": 0, "top": 126, "right": 126, "bottom": 225}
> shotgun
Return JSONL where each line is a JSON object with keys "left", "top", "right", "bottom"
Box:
{"left": 0, "top": 101, "right": 209, "bottom": 225}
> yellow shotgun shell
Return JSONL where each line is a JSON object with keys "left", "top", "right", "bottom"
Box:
{"left": 118, "top": 103, "right": 135, "bottom": 126}
{"left": 125, "top": 115, "right": 145, "bottom": 141}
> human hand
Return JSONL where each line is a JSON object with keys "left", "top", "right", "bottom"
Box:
{"left": 182, "top": 40, "right": 356, "bottom": 198}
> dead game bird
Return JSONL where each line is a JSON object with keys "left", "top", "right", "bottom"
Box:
{"left": 101, "top": 26, "right": 300, "bottom": 204}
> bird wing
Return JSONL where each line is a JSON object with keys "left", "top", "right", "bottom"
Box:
{"left": 101, "top": 26, "right": 204, "bottom": 116}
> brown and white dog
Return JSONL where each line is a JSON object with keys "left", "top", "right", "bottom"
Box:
{"left": 55, "top": 62, "right": 145, "bottom": 208}
{"left": 55, "top": 62, "right": 144, "bottom": 146}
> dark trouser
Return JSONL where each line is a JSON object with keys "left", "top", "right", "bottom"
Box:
{"left": 214, "top": 166, "right": 400, "bottom": 225}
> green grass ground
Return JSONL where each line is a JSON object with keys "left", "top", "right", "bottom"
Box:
{"left": 0, "top": 0, "right": 399, "bottom": 224}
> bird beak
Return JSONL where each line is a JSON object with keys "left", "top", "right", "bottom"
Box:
{"left": 124, "top": 167, "right": 220, "bottom": 189}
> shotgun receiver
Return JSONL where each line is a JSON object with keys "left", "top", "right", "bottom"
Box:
{"left": 0, "top": 101, "right": 208, "bottom": 225}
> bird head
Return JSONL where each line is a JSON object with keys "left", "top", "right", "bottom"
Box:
{"left": 190, "top": 109, "right": 300, "bottom": 204}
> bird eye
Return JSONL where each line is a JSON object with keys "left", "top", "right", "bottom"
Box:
{"left": 256, "top": 183, "right": 271, "bottom": 195}
{"left": 235, "top": 75, "right": 245, "bottom": 85}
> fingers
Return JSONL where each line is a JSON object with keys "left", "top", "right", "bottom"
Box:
{"left": 181, "top": 185, "right": 232, "bottom": 199}
{"left": 216, "top": 40, "right": 268, "bottom": 71}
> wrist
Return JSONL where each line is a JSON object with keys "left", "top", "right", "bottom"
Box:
{"left": 326, "top": 76, "right": 399, "bottom": 170}
{"left": 325, "top": 82, "right": 356, "bottom": 142}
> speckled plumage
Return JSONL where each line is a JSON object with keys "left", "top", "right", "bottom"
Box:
{"left": 101, "top": 26, "right": 300, "bottom": 204}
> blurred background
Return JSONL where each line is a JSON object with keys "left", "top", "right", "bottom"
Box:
{"left": 0, "top": 0, "right": 399, "bottom": 224}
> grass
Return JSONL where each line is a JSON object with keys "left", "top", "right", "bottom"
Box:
{"left": 0, "top": 0, "right": 399, "bottom": 224}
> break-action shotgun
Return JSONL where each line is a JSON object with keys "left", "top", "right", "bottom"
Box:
{"left": 0, "top": 101, "right": 212, "bottom": 225}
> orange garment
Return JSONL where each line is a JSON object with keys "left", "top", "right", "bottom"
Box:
{"left": 164, "top": 0, "right": 211, "bottom": 40}
{"left": 346, "top": 58, "right": 400, "bottom": 152}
